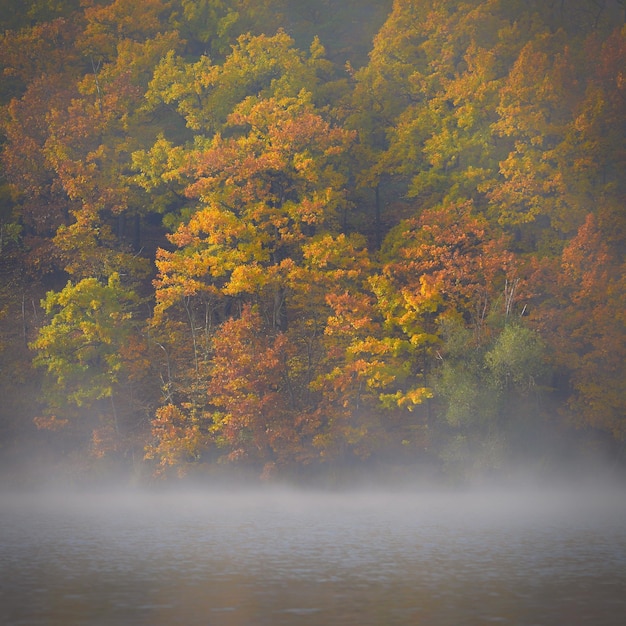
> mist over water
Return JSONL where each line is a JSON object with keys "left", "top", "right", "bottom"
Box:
{"left": 1, "top": 483, "right": 625, "bottom": 625}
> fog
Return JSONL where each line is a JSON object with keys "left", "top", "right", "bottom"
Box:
{"left": 2, "top": 415, "right": 625, "bottom": 624}
{"left": 2, "top": 476, "right": 626, "bottom": 625}
{"left": 3, "top": 480, "right": 625, "bottom": 528}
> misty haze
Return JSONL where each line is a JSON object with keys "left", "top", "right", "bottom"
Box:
{"left": 1, "top": 485, "right": 626, "bottom": 625}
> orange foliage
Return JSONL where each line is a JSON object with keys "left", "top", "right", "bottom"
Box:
{"left": 535, "top": 213, "right": 626, "bottom": 440}
{"left": 207, "top": 305, "right": 314, "bottom": 467}
{"left": 33, "top": 415, "right": 69, "bottom": 431}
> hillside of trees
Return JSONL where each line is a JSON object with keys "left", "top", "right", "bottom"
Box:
{"left": 1, "top": 0, "right": 625, "bottom": 486}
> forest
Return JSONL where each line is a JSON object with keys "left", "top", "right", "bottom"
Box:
{"left": 0, "top": 0, "right": 625, "bottom": 486}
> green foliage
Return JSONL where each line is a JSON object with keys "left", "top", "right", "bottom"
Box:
{"left": 30, "top": 273, "right": 140, "bottom": 408}
{"left": 0, "top": 0, "right": 80, "bottom": 31}
{"left": 433, "top": 317, "right": 499, "bottom": 429}
{"left": 142, "top": 30, "right": 336, "bottom": 134}
{"left": 485, "top": 324, "right": 546, "bottom": 392}
{"left": 431, "top": 316, "right": 549, "bottom": 480}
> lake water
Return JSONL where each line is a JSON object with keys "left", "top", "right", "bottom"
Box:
{"left": 1, "top": 487, "right": 625, "bottom": 625}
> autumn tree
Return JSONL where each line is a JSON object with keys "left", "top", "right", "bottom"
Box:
{"left": 488, "top": 29, "right": 586, "bottom": 246}
{"left": 2, "top": 0, "right": 626, "bottom": 482}
{"left": 488, "top": 22, "right": 625, "bottom": 252}
{"left": 170, "top": 0, "right": 291, "bottom": 58}
{"left": 293, "top": 232, "right": 387, "bottom": 463}
{"left": 535, "top": 213, "right": 626, "bottom": 444}
{"left": 558, "top": 26, "right": 626, "bottom": 241}
{"left": 348, "top": 1, "right": 624, "bottom": 253}
{"left": 140, "top": 32, "right": 357, "bottom": 473}
{"left": 374, "top": 201, "right": 549, "bottom": 478}
{"left": 142, "top": 29, "right": 335, "bottom": 137}
{"left": 146, "top": 90, "right": 354, "bottom": 465}
{"left": 0, "top": 0, "right": 81, "bottom": 32}
{"left": 29, "top": 273, "right": 154, "bottom": 461}
{"left": 345, "top": 0, "right": 536, "bottom": 246}
{"left": 47, "top": 25, "right": 185, "bottom": 278}
{"left": 0, "top": 16, "right": 84, "bottom": 274}
{"left": 206, "top": 305, "right": 313, "bottom": 476}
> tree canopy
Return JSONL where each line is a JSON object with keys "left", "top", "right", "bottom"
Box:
{"left": 1, "top": 0, "right": 624, "bottom": 484}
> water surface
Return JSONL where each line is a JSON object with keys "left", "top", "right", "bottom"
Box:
{"left": 1, "top": 487, "right": 625, "bottom": 625}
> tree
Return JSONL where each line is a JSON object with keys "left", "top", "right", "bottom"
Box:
{"left": 536, "top": 213, "right": 626, "bottom": 442}
{"left": 558, "top": 25, "right": 626, "bottom": 234}
{"left": 44, "top": 27, "right": 183, "bottom": 279}
{"left": 30, "top": 273, "right": 141, "bottom": 425}
{"left": 142, "top": 36, "right": 356, "bottom": 474}
{"left": 207, "top": 305, "right": 310, "bottom": 475}
{"left": 0, "top": 15, "right": 84, "bottom": 274}
{"left": 170, "top": 0, "right": 289, "bottom": 58}
{"left": 0, "top": 0, "right": 81, "bottom": 32}
{"left": 76, "top": 0, "right": 176, "bottom": 63}
{"left": 295, "top": 232, "right": 390, "bottom": 463}
{"left": 153, "top": 89, "right": 354, "bottom": 328}
{"left": 346, "top": 0, "right": 536, "bottom": 246}
{"left": 488, "top": 29, "right": 586, "bottom": 241}
{"left": 143, "top": 30, "right": 334, "bottom": 135}
{"left": 379, "top": 201, "right": 516, "bottom": 336}
{"left": 375, "top": 200, "right": 541, "bottom": 478}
